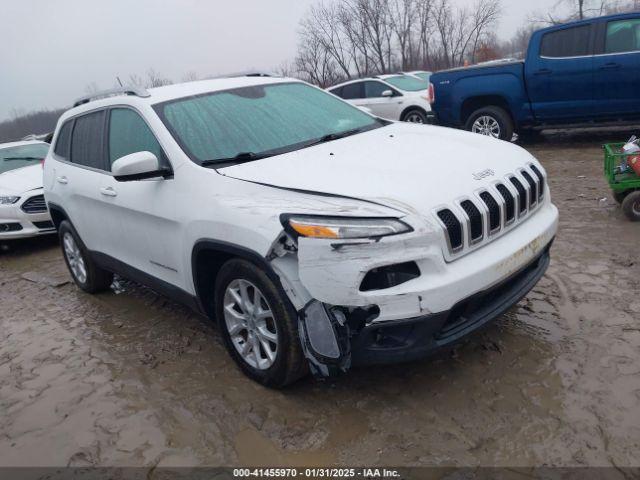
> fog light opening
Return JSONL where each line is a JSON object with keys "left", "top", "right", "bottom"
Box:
{"left": 359, "top": 261, "right": 420, "bottom": 292}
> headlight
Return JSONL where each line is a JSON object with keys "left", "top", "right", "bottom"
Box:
{"left": 0, "top": 196, "right": 20, "bottom": 205}
{"left": 283, "top": 215, "right": 412, "bottom": 239}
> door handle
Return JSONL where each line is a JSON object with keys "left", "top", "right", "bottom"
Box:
{"left": 534, "top": 68, "right": 552, "bottom": 75}
{"left": 56, "top": 176, "right": 68, "bottom": 184}
{"left": 599, "top": 62, "right": 621, "bottom": 70}
{"left": 99, "top": 186, "right": 117, "bottom": 197}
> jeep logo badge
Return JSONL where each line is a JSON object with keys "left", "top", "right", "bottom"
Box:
{"left": 472, "top": 169, "right": 495, "bottom": 180}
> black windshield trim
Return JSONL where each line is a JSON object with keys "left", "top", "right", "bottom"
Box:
{"left": 152, "top": 81, "right": 385, "bottom": 167}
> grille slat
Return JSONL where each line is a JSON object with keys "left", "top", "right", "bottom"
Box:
{"left": 521, "top": 170, "right": 538, "bottom": 208}
{"left": 437, "top": 209, "right": 463, "bottom": 251}
{"left": 509, "top": 177, "right": 527, "bottom": 215}
{"left": 496, "top": 183, "right": 515, "bottom": 224}
{"left": 529, "top": 164, "right": 545, "bottom": 201}
{"left": 460, "top": 199, "right": 483, "bottom": 242}
{"left": 436, "top": 168, "right": 547, "bottom": 257}
{"left": 21, "top": 195, "right": 47, "bottom": 214}
{"left": 479, "top": 191, "right": 501, "bottom": 233}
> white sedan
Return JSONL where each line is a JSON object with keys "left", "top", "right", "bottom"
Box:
{"left": 327, "top": 74, "right": 434, "bottom": 124}
{"left": 0, "top": 140, "right": 55, "bottom": 239}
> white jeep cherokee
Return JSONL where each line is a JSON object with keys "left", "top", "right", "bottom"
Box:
{"left": 44, "top": 77, "right": 558, "bottom": 387}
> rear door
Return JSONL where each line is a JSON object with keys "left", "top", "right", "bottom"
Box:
{"left": 525, "top": 23, "right": 595, "bottom": 122}
{"left": 592, "top": 16, "right": 640, "bottom": 118}
{"left": 331, "top": 81, "right": 365, "bottom": 108}
{"left": 62, "top": 109, "right": 121, "bottom": 255}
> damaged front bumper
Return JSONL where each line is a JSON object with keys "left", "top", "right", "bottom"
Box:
{"left": 272, "top": 201, "right": 558, "bottom": 376}
{"left": 298, "top": 241, "right": 552, "bottom": 373}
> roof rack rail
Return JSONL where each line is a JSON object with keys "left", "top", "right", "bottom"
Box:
{"left": 211, "top": 71, "right": 277, "bottom": 79}
{"left": 73, "top": 86, "right": 150, "bottom": 108}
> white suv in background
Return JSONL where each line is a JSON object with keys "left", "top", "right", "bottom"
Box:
{"left": 0, "top": 140, "right": 55, "bottom": 239}
{"left": 327, "top": 74, "right": 434, "bottom": 123}
{"left": 44, "top": 77, "right": 558, "bottom": 387}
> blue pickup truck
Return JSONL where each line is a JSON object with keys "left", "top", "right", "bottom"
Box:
{"left": 430, "top": 12, "right": 640, "bottom": 141}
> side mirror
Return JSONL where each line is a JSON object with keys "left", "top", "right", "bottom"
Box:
{"left": 381, "top": 89, "right": 393, "bottom": 97}
{"left": 112, "top": 151, "right": 167, "bottom": 182}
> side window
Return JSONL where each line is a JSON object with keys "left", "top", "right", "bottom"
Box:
{"left": 53, "top": 120, "right": 73, "bottom": 159}
{"left": 70, "top": 110, "right": 106, "bottom": 170}
{"left": 540, "top": 25, "right": 591, "bottom": 58}
{"left": 364, "top": 81, "right": 390, "bottom": 98}
{"left": 329, "top": 86, "right": 343, "bottom": 98}
{"left": 108, "top": 109, "right": 164, "bottom": 169}
{"left": 605, "top": 19, "right": 640, "bottom": 54}
{"left": 340, "top": 82, "right": 364, "bottom": 100}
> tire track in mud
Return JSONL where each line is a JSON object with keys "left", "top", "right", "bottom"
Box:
{"left": 0, "top": 138, "right": 639, "bottom": 467}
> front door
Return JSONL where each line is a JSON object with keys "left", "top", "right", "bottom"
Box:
{"left": 101, "top": 107, "right": 184, "bottom": 289}
{"left": 361, "top": 81, "right": 403, "bottom": 120}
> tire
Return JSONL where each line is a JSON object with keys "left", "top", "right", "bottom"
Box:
{"left": 465, "top": 106, "right": 514, "bottom": 141}
{"left": 215, "top": 258, "right": 307, "bottom": 387}
{"left": 621, "top": 190, "right": 640, "bottom": 221}
{"left": 613, "top": 190, "right": 629, "bottom": 205}
{"left": 402, "top": 108, "right": 428, "bottom": 124}
{"left": 59, "top": 220, "right": 113, "bottom": 293}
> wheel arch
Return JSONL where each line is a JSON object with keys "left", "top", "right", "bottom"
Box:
{"left": 460, "top": 95, "right": 513, "bottom": 126}
{"left": 47, "top": 202, "right": 70, "bottom": 230}
{"left": 191, "top": 239, "right": 282, "bottom": 320}
{"left": 400, "top": 105, "right": 428, "bottom": 121}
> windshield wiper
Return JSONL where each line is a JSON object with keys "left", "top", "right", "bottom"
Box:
{"left": 303, "top": 127, "right": 366, "bottom": 148}
{"left": 3, "top": 156, "right": 44, "bottom": 161}
{"left": 201, "top": 151, "right": 274, "bottom": 167}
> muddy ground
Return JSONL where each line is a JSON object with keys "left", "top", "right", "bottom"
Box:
{"left": 1, "top": 129, "right": 639, "bottom": 469}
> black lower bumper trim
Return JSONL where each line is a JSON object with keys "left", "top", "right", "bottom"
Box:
{"left": 350, "top": 242, "right": 552, "bottom": 366}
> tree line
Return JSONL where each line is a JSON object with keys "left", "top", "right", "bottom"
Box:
{"left": 2, "top": 0, "right": 638, "bottom": 143}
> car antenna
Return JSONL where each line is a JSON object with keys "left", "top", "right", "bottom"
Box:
{"left": 116, "top": 76, "right": 123, "bottom": 87}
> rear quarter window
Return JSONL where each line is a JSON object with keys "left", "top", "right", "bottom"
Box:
{"left": 340, "top": 82, "right": 364, "bottom": 100}
{"left": 54, "top": 120, "right": 73, "bottom": 159}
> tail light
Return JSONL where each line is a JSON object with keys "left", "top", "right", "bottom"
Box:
{"left": 428, "top": 83, "right": 435, "bottom": 104}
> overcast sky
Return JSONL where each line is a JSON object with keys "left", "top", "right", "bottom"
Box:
{"left": 1, "top": 0, "right": 558, "bottom": 122}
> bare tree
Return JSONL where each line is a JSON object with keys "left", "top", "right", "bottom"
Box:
{"left": 145, "top": 68, "right": 173, "bottom": 88}
{"left": 181, "top": 71, "right": 199, "bottom": 82}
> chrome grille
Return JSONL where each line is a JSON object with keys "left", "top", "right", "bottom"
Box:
{"left": 21, "top": 194, "right": 47, "bottom": 214}
{"left": 434, "top": 166, "right": 546, "bottom": 258}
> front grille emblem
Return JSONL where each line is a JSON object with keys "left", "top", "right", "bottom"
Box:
{"left": 472, "top": 169, "right": 495, "bottom": 180}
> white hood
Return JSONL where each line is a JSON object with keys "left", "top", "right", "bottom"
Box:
{"left": 219, "top": 123, "right": 540, "bottom": 215}
{"left": 0, "top": 164, "right": 44, "bottom": 195}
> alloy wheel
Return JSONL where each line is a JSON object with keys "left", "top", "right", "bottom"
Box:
{"left": 223, "top": 279, "right": 278, "bottom": 370}
{"left": 63, "top": 232, "right": 87, "bottom": 284}
{"left": 472, "top": 115, "right": 501, "bottom": 138}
